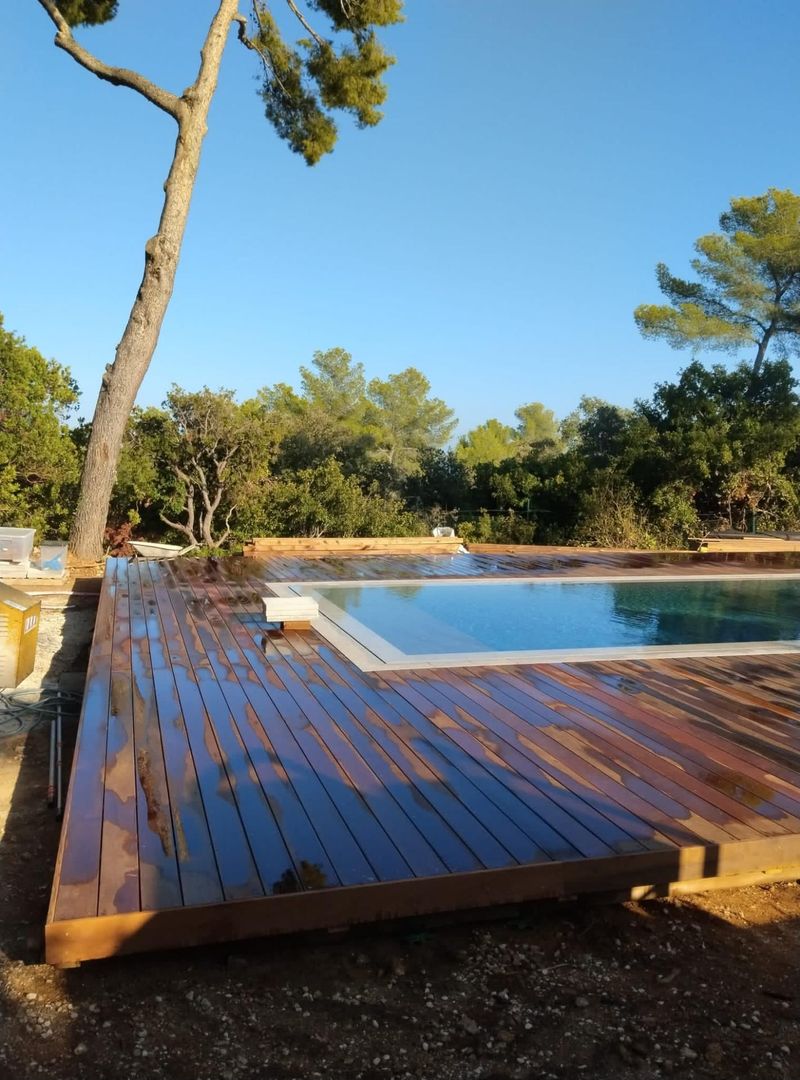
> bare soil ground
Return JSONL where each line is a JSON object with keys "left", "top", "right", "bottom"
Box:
{"left": 1, "top": 606, "right": 800, "bottom": 1079}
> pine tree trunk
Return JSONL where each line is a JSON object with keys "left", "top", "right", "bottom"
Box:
{"left": 752, "top": 324, "right": 775, "bottom": 379}
{"left": 68, "top": 0, "right": 238, "bottom": 561}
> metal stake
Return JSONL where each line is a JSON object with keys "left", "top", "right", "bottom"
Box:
{"left": 56, "top": 690, "right": 63, "bottom": 819}
{"left": 47, "top": 707, "right": 55, "bottom": 807}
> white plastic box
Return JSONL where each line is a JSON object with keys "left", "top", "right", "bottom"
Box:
{"left": 0, "top": 528, "right": 35, "bottom": 563}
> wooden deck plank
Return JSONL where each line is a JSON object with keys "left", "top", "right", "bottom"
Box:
{"left": 143, "top": 562, "right": 265, "bottom": 902}
{"left": 262, "top": 632, "right": 458, "bottom": 879}
{"left": 164, "top": 568, "right": 345, "bottom": 893}
{"left": 176, "top": 578, "right": 381, "bottom": 888}
{"left": 595, "top": 661, "right": 800, "bottom": 795}
{"left": 548, "top": 663, "right": 800, "bottom": 820}
{"left": 639, "top": 659, "right": 800, "bottom": 765}
{"left": 98, "top": 559, "right": 140, "bottom": 916}
{"left": 126, "top": 561, "right": 183, "bottom": 912}
{"left": 480, "top": 665, "right": 786, "bottom": 839}
{"left": 393, "top": 669, "right": 671, "bottom": 853}
{"left": 297, "top": 642, "right": 565, "bottom": 869}
{"left": 434, "top": 666, "right": 740, "bottom": 848}
{"left": 273, "top": 630, "right": 492, "bottom": 875}
{"left": 152, "top": 562, "right": 300, "bottom": 896}
{"left": 136, "top": 561, "right": 225, "bottom": 907}
{"left": 46, "top": 832, "right": 800, "bottom": 966}
{"left": 207, "top": 580, "right": 438, "bottom": 882}
{"left": 220, "top": 561, "right": 574, "bottom": 872}
{"left": 49, "top": 558, "right": 117, "bottom": 922}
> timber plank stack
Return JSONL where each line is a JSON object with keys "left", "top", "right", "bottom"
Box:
{"left": 689, "top": 535, "right": 800, "bottom": 553}
{"left": 243, "top": 535, "right": 463, "bottom": 557}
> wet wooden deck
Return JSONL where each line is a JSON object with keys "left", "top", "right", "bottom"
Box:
{"left": 45, "top": 551, "right": 800, "bottom": 965}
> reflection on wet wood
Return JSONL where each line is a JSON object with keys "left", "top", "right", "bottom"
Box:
{"left": 46, "top": 552, "right": 800, "bottom": 964}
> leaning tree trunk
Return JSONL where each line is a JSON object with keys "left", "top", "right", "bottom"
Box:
{"left": 67, "top": 0, "right": 240, "bottom": 561}
{"left": 751, "top": 322, "right": 775, "bottom": 380}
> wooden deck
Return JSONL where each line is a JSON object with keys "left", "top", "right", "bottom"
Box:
{"left": 45, "top": 551, "right": 800, "bottom": 965}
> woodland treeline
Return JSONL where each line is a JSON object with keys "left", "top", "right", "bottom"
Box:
{"left": 4, "top": 317, "right": 800, "bottom": 552}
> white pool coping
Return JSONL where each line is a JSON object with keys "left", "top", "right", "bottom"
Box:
{"left": 268, "top": 573, "right": 800, "bottom": 672}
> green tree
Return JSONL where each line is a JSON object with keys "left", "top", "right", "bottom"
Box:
{"left": 116, "top": 387, "right": 275, "bottom": 548}
{"left": 366, "top": 367, "right": 456, "bottom": 475}
{"left": 636, "top": 358, "right": 800, "bottom": 530}
{"left": 456, "top": 418, "right": 518, "bottom": 467}
{"left": 515, "top": 401, "right": 560, "bottom": 449}
{"left": 0, "top": 313, "right": 80, "bottom": 537}
{"left": 635, "top": 189, "right": 800, "bottom": 377}
{"left": 260, "top": 353, "right": 374, "bottom": 474}
{"left": 404, "top": 448, "right": 475, "bottom": 516}
{"left": 300, "top": 348, "right": 368, "bottom": 431}
{"left": 33, "top": 1, "right": 403, "bottom": 560}
{"left": 244, "top": 457, "right": 422, "bottom": 538}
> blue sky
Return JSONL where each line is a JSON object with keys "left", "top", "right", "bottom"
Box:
{"left": 2, "top": 1, "right": 799, "bottom": 434}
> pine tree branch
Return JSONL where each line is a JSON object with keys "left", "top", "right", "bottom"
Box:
{"left": 285, "top": 0, "right": 326, "bottom": 47}
{"left": 233, "top": 11, "right": 254, "bottom": 49}
{"left": 36, "top": 0, "right": 182, "bottom": 120}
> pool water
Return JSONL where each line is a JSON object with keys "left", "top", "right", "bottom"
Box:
{"left": 309, "top": 578, "right": 800, "bottom": 657}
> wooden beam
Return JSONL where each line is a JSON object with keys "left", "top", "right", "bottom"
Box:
{"left": 45, "top": 835, "right": 800, "bottom": 966}
{"left": 244, "top": 536, "right": 463, "bottom": 557}
{"left": 689, "top": 537, "right": 800, "bottom": 553}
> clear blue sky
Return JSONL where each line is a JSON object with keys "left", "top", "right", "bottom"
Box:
{"left": 2, "top": 1, "right": 799, "bottom": 434}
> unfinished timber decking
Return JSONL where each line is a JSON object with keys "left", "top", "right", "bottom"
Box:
{"left": 46, "top": 551, "right": 800, "bottom": 965}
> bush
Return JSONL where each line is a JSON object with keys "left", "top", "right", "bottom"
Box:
{"left": 459, "top": 511, "right": 537, "bottom": 545}
{"left": 238, "top": 458, "right": 425, "bottom": 539}
{"left": 574, "top": 479, "right": 658, "bottom": 549}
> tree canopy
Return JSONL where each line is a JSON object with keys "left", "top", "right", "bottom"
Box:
{"left": 10, "top": 309, "right": 800, "bottom": 553}
{"left": 635, "top": 188, "right": 800, "bottom": 376}
{"left": 0, "top": 313, "right": 79, "bottom": 536}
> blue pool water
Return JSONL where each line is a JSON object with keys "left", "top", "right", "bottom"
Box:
{"left": 311, "top": 578, "right": 800, "bottom": 656}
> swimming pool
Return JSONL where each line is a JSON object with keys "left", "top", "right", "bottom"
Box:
{"left": 273, "top": 573, "right": 800, "bottom": 670}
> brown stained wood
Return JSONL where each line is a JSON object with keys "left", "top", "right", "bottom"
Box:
{"left": 207, "top": 582, "right": 418, "bottom": 883}
{"left": 710, "top": 655, "right": 800, "bottom": 710}
{"left": 430, "top": 667, "right": 736, "bottom": 849}
{"left": 161, "top": 567, "right": 343, "bottom": 892}
{"left": 49, "top": 558, "right": 118, "bottom": 922}
{"left": 647, "top": 659, "right": 800, "bottom": 765}
{"left": 183, "top": 583, "right": 379, "bottom": 888}
{"left": 618, "top": 658, "right": 800, "bottom": 761}
{"left": 127, "top": 561, "right": 182, "bottom": 911}
{"left": 689, "top": 537, "right": 800, "bottom": 553}
{"left": 669, "top": 656, "right": 800, "bottom": 719}
{"left": 142, "top": 562, "right": 264, "bottom": 902}
{"left": 47, "top": 551, "right": 800, "bottom": 964}
{"left": 259, "top": 633, "right": 446, "bottom": 880}
{"left": 394, "top": 669, "right": 668, "bottom": 854}
{"left": 376, "top": 666, "right": 625, "bottom": 861}
{"left": 98, "top": 560, "right": 140, "bottom": 916}
{"left": 266, "top": 631, "right": 514, "bottom": 875}
{"left": 45, "top": 833, "right": 800, "bottom": 966}
{"left": 136, "top": 562, "right": 225, "bottom": 907}
{"left": 591, "top": 661, "right": 800, "bottom": 797}
{"left": 475, "top": 666, "right": 784, "bottom": 840}
{"left": 272, "top": 631, "right": 483, "bottom": 876}
{"left": 548, "top": 663, "right": 800, "bottom": 821}
{"left": 158, "top": 562, "right": 328, "bottom": 894}
{"left": 151, "top": 563, "right": 296, "bottom": 894}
